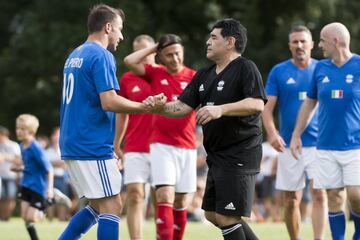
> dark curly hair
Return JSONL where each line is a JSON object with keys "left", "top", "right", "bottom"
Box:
{"left": 211, "top": 18, "right": 247, "bottom": 54}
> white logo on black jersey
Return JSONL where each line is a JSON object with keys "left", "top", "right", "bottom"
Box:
{"left": 160, "top": 79, "right": 169, "bottom": 85}
{"left": 199, "top": 84, "right": 204, "bottom": 92}
{"left": 286, "top": 78, "right": 296, "bottom": 84}
{"left": 132, "top": 86, "right": 140, "bottom": 93}
{"left": 217, "top": 80, "right": 225, "bottom": 91}
{"left": 225, "top": 202, "right": 236, "bottom": 210}
{"left": 322, "top": 76, "right": 330, "bottom": 83}
{"left": 206, "top": 102, "right": 214, "bottom": 106}
{"left": 180, "top": 82, "right": 188, "bottom": 90}
{"left": 346, "top": 74, "right": 353, "bottom": 83}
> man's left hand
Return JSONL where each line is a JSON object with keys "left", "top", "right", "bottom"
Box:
{"left": 196, "top": 106, "right": 222, "bottom": 125}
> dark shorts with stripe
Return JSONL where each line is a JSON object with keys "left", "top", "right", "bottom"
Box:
{"left": 201, "top": 165, "right": 257, "bottom": 217}
{"left": 18, "top": 187, "right": 47, "bottom": 211}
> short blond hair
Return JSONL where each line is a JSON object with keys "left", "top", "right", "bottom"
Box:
{"left": 16, "top": 114, "right": 40, "bottom": 135}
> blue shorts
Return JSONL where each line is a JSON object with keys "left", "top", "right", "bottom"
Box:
{"left": 1, "top": 178, "right": 17, "bottom": 199}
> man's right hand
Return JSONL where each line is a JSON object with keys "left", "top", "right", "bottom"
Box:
{"left": 268, "top": 133, "right": 286, "bottom": 152}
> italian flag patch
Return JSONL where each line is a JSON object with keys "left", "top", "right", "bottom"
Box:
{"left": 331, "top": 90, "right": 343, "bottom": 99}
{"left": 298, "top": 91, "right": 307, "bottom": 100}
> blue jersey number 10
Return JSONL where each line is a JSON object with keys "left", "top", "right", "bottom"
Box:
{"left": 62, "top": 73, "right": 74, "bottom": 104}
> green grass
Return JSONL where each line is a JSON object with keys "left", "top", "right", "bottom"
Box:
{"left": 0, "top": 218, "right": 355, "bottom": 239}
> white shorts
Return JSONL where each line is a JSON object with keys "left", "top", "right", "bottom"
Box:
{"left": 65, "top": 159, "right": 122, "bottom": 199}
{"left": 124, "top": 152, "right": 151, "bottom": 185}
{"left": 315, "top": 149, "right": 360, "bottom": 189}
{"left": 276, "top": 147, "right": 317, "bottom": 191}
{"left": 150, "top": 143, "right": 197, "bottom": 193}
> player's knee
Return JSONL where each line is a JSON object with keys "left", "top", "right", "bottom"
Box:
{"left": 127, "top": 190, "right": 144, "bottom": 205}
{"left": 312, "top": 189, "right": 326, "bottom": 205}
{"left": 156, "top": 189, "right": 174, "bottom": 203}
{"left": 215, "top": 213, "right": 241, "bottom": 227}
{"left": 285, "top": 197, "right": 300, "bottom": 210}
{"left": 348, "top": 193, "right": 360, "bottom": 212}
{"left": 204, "top": 211, "right": 217, "bottom": 226}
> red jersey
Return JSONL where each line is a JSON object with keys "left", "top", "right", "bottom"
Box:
{"left": 119, "top": 72, "right": 154, "bottom": 153}
{"left": 144, "top": 64, "right": 196, "bottom": 149}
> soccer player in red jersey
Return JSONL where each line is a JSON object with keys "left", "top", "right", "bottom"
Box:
{"left": 124, "top": 34, "right": 197, "bottom": 240}
{"left": 114, "top": 34, "right": 156, "bottom": 240}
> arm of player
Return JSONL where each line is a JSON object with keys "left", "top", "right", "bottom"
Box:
{"left": 262, "top": 96, "right": 286, "bottom": 152}
{"left": 151, "top": 100, "right": 194, "bottom": 118}
{"left": 123, "top": 43, "right": 158, "bottom": 76}
{"left": 290, "top": 98, "right": 318, "bottom": 159}
{"left": 196, "top": 97, "right": 264, "bottom": 125}
{"left": 47, "top": 170, "right": 54, "bottom": 199}
{"left": 113, "top": 113, "right": 129, "bottom": 168}
{"left": 100, "top": 90, "right": 162, "bottom": 113}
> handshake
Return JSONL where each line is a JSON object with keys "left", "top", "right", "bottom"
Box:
{"left": 142, "top": 93, "right": 167, "bottom": 113}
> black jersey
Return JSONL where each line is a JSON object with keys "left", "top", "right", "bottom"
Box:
{"left": 179, "top": 57, "right": 267, "bottom": 173}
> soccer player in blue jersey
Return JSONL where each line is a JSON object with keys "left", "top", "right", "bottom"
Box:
{"left": 16, "top": 114, "right": 54, "bottom": 240}
{"left": 59, "top": 4, "right": 164, "bottom": 240}
{"left": 291, "top": 22, "right": 360, "bottom": 240}
{"left": 263, "top": 26, "right": 327, "bottom": 240}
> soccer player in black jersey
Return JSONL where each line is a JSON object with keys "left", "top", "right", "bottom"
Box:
{"left": 146, "top": 18, "right": 267, "bottom": 240}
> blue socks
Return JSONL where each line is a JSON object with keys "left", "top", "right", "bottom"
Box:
{"left": 97, "top": 214, "right": 120, "bottom": 240}
{"left": 329, "top": 211, "right": 346, "bottom": 240}
{"left": 351, "top": 210, "right": 360, "bottom": 240}
{"left": 59, "top": 205, "right": 99, "bottom": 240}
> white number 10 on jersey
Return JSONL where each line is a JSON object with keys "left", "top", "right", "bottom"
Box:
{"left": 62, "top": 73, "right": 74, "bottom": 104}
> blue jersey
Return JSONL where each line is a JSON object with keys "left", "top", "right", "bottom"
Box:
{"left": 266, "top": 59, "right": 318, "bottom": 147}
{"left": 21, "top": 140, "right": 52, "bottom": 198}
{"left": 308, "top": 54, "right": 360, "bottom": 150}
{"left": 60, "top": 42, "right": 119, "bottom": 160}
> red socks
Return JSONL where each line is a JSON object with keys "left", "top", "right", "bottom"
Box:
{"left": 156, "top": 203, "right": 174, "bottom": 240}
{"left": 173, "top": 208, "right": 187, "bottom": 240}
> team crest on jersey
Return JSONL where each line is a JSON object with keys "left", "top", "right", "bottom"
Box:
{"left": 132, "top": 85, "right": 141, "bottom": 93}
{"left": 346, "top": 74, "right": 353, "bottom": 83}
{"left": 322, "top": 76, "right": 330, "bottom": 83}
{"left": 286, "top": 78, "right": 296, "bottom": 84}
{"left": 217, "top": 80, "right": 225, "bottom": 91}
{"left": 180, "top": 82, "right": 188, "bottom": 90}
{"left": 160, "top": 79, "right": 169, "bottom": 85}
{"left": 199, "top": 84, "right": 204, "bottom": 92}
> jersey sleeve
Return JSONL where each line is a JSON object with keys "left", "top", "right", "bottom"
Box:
{"left": 307, "top": 64, "right": 318, "bottom": 99}
{"left": 241, "top": 60, "right": 267, "bottom": 103}
{"left": 179, "top": 70, "right": 201, "bottom": 109}
{"left": 92, "top": 52, "right": 120, "bottom": 94}
{"left": 265, "top": 66, "right": 279, "bottom": 97}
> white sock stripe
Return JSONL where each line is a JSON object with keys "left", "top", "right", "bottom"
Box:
{"left": 221, "top": 224, "right": 241, "bottom": 235}
{"left": 329, "top": 212, "right": 345, "bottom": 217}
{"left": 99, "top": 216, "right": 120, "bottom": 223}
{"left": 85, "top": 205, "right": 99, "bottom": 220}
{"left": 158, "top": 203, "right": 173, "bottom": 207}
{"left": 173, "top": 207, "right": 187, "bottom": 211}
{"left": 351, "top": 209, "right": 360, "bottom": 218}
{"left": 99, "top": 214, "right": 120, "bottom": 223}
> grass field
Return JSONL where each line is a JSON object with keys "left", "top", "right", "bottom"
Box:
{"left": 0, "top": 218, "right": 356, "bottom": 240}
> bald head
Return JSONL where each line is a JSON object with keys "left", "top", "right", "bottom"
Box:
{"left": 321, "top": 22, "right": 350, "bottom": 48}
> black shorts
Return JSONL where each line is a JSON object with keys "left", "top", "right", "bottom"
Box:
{"left": 261, "top": 176, "right": 276, "bottom": 198}
{"left": 201, "top": 165, "right": 257, "bottom": 217}
{"left": 18, "top": 187, "right": 47, "bottom": 211}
